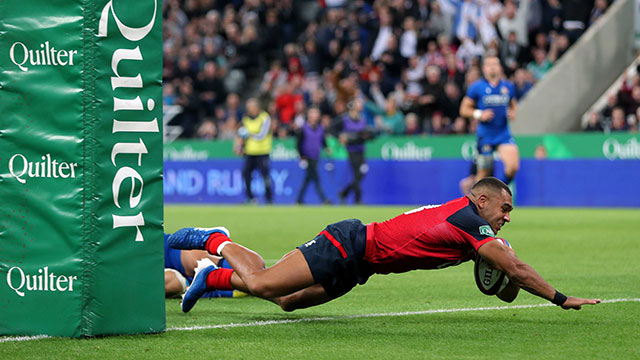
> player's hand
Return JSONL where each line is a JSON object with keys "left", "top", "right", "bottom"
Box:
{"left": 507, "top": 108, "right": 516, "bottom": 120}
{"left": 560, "top": 296, "right": 601, "bottom": 310}
{"left": 480, "top": 109, "right": 494, "bottom": 122}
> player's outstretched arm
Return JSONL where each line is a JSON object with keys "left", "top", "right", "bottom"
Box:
{"left": 477, "top": 240, "right": 601, "bottom": 310}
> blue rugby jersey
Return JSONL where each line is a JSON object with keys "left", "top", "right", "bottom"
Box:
{"left": 466, "top": 78, "right": 516, "bottom": 142}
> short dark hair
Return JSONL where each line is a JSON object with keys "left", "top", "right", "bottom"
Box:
{"left": 470, "top": 177, "right": 512, "bottom": 197}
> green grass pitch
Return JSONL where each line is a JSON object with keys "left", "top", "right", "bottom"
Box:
{"left": 2, "top": 205, "right": 639, "bottom": 359}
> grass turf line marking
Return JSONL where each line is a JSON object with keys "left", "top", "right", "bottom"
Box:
{"left": 167, "top": 298, "right": 640, "bottom": 332}
{"left": 1, "top": 298, "right": 637, "bottom": 342}
{"left": 0, "top": 335, "right": 50, "bottom": 343}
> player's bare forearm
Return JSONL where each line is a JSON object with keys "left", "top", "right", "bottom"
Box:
{"left": 478, "top": 241, "right": 601, "bottom": 310}
{"left": 507, "top": 100, "right": 517, "bottom": 121}
{"left": 459, "top": 97, "right": 475, "bottom": 118}
{"left": 506, "top": 260, "right": 556, "bottom": 301}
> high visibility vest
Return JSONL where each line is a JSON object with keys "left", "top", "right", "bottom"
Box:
{"left": 242, "top": 111, "right": 272, "bottom": 155}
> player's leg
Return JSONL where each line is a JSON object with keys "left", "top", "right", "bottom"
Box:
{"left": 297, "top": 165, "right": 311, "bottom": 203}
{"left": 170, "top": 220, "right": 369, "bottom": 312}
{"left": 180, "top": 249, "right": 223, "bottom": 277}
{"left": 275, "top": 284, "right": 332, "bottom": 312}
{"left": 165, "top": 269, "right": 187, "bottom": 297}
{"left": 259, "top": 155, "right": 273, "bottom": 203}
{"left": 223, "top": 246, "right": 315, "bottom": 299}
{"left": 459, "top": 175, "right": 475, "bottom": 196}
{"left": 353, "top": 152, "right": 365, "bottom": 203}
{"left": 474, "top": 141, "right": 494, "bottom": 181}
{"left": 309, "top": 159, "right": 328, "bottom": 202}
{"left": 243, "top": 155, "right": 255, "bottom": 201}
{"left": 497, "top": 143, "right": 519, "bottom": 184}
{"left": 340, "top": 152, "right": 359, "bottom": 201}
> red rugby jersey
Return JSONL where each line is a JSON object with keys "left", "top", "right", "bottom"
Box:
{"left": 364, "top": 196, "right": 497, "bottom": 274}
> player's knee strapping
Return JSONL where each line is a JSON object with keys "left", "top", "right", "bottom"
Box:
{"left": 476, "top": 154, "right": 494, "bottom": 171}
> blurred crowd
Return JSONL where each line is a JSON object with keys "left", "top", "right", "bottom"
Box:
{"left": 162, "top": 0, "right": 611, "bottom": 140}
{"left": 583, "top": 65, "right": 640, "bottom": 133}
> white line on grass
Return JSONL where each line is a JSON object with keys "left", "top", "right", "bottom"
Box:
{"left": 1, "top": 298, "right": 638, "bottom": 343}
{"left": 0, "top": 335, "right": 50, "bottom": 343}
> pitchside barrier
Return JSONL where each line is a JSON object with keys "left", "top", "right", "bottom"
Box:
{"left": 164, "top": 134, "right": 640, "bottom": 207}
{"left": 0, "top": 0, "right": 164, "bottom": 336}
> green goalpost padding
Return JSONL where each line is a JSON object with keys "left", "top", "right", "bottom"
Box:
{"left": 0, "top": 0, "right": 164, "bottom": 337}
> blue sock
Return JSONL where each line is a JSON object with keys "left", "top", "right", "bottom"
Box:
{"left": 201, "top": 290, "right": 234, "bottom": 298}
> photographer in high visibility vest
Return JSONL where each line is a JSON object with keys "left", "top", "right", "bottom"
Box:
{"left": 236, "top": 98, "right": 273, "bottom": 204}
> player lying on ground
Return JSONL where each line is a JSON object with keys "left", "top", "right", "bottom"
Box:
{"left": 164, "top": 233, "right": 244, "bottom": 298}
{"left": 169, "top": 177, "right": 601, "bottom": 312}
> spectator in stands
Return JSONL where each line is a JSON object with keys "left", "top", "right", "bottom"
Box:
{"left": 423, "top": 39, "right": 446, "bottom": 69}
{"left": 600, "top": 93, "right": 619, "bottom": 119}
{"left": 497, "top": 0, "right": 531, "bottom": 47}
{"left": 456, "top": 38, "right": 485, "bottom": 67}
{"left": 534, "top": 144, "right": 548, "bottom": 160}
{"left": 451, "top": 116, "right": 468, "bottom": 135}
{"left": 620, "top": 85, "right": 640, "bottom": 116}
{"left": 274, "top": 77, "right": 305, "bottom": 127}
{"left": 443, "top": 53, "right": 466, "bottom": 90}
{"left": 527, "top": 47, "right": 553, "bottom": 82}
{"left": 218, "top": 116, "right": 239, "bottom": 140}
{"left": 400, "top": 16, "right": 418, "bottom": 58}
{"left": 174, "top": 80, "right": 200, "bottom": 138}
{"left": 632, "top": 108, "right": 640, "bottom": 132}
{"left": 404, "top": 113, "right": 421, "bottom": 135}
{"left": 541, "top": 0, "right": 564, "bottom": 34}
{"left": 549, "top": 32, "right": 570, "bottom": 62}
{"left": 370, "top": 7, "right": 394, "bottom": 61}
{"left": 261, "top": 9, "right": 284, "bottom": 62}
{"left": 296, "top": 107, "right": 330, "bottom": 205}
{"left": 378, "top": 35, "right": 405, "bottom": 94}
{"left": 197, "top": 61, "right": 227, "bottom": 117}
{"left": 561, "top": 0, "right": 595, "bottom": 44}
{"left": 164, "top": 82, "right": 177, "bottom": 106}
{"left": 260, "top": 59, "right": 288, "bottom": 100}
{"left": 224, "top": 93, "right": 244, "bottom": 123}
{"left": 404, "top": 55, "right": 425, "bottom": 100}
{"left": 300, "top": 39, "right": 323, "bottom": 80}
{"left": 500, "top": 32, "right": 525, "bottom": 77}
{"left": 590, "top": 0, "right": 609, "bottom": 25}
{"left": 444, "top": 81, "right": 463, "bottom": 119}
{"left": 197, "top": 118, "right": 217, "bottom": 140}
{"left": 366, "top": 90, "right": 405, "bottom": 135}
{"left": 513, "top": 68, "right": 534, "bottom": 100}
{"left": 609, "top": 106, "right": 628, "bottom": 132}
{"left": 584, "top": 112, "right": 604, "bottom": 132}
{"left": 430, "top": 111, "right": 452, "bottom": 135}
{"left": 419, "top": 66, "right": 449, "bottom": 123}
{"left": 309, "top": 88, "right": 334, "bottom": 119}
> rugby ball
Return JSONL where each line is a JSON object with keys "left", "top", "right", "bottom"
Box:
{"left": 474, "top": 238, "right": 511, "bottom": 296}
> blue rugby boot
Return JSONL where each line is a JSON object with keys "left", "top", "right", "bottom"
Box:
{"left": 168, "top": 226, "right": 230, "bottom": 250}
{"left": 181, "top": 258, "right": 217, "bottom": 313}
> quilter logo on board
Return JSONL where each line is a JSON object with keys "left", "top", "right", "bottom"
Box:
{"left": 9, "top": 41, "right": 79, "bottom": 72}
{"left": 6, "top": 266, "right": 78, "bottom": 297}
{"left": 99, "top": 0, "right": 160, "bottom": 242}
{"left": 8, "top": 153, "right": 79, "bottom": 184}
